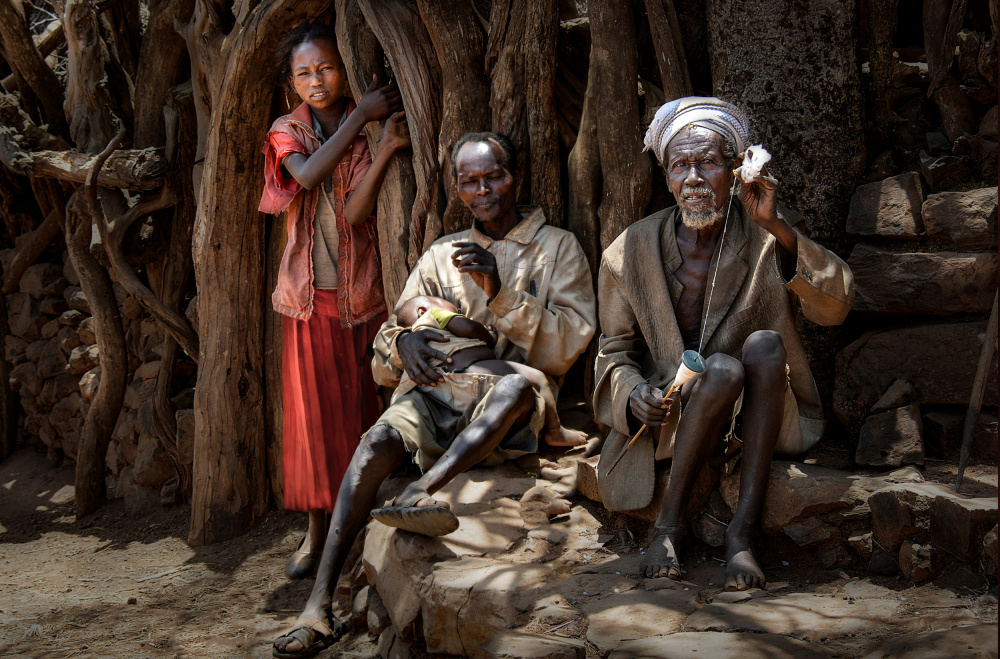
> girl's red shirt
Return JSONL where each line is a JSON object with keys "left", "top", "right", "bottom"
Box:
{"left": 259, "top": 99, "right": 386, "bottom": 326}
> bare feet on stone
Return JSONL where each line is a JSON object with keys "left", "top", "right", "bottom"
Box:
{"left": 724, "top": 533, "right": 765, "bottom": 591}
{"left": 640, "top": 526, "right": 684, "bottom": 579}
{"left": 544, "top": 426, "right": 589, "bottom": 447}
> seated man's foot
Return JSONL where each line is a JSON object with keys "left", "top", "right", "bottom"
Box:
{"left": 543, "top": 425, "right": 589, "bottom": 447}
{"left": 640, "top": 525, "right": 684, "bottom": 579}
{"left": 724, "top": 534, "right": 765, "bottom": 591}
{"left": 272, "top": 612, "right": 342, "bottom": 659}
{"left": 370, "top": 486, "right": 458, "bottom": 537}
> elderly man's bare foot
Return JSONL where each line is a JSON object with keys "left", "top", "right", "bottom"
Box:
{"left": 724, "top": 534, "right": 765, "bottom": 591}
{"left": 544, "top": 426, "right": 589, "bottom": 447}
{"left": 640, "top": 525, "right": 684, "bottom": 579}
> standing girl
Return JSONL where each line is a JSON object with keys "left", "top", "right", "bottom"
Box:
{"left": 259, "top": 21, "right": 409, "bottom": 580}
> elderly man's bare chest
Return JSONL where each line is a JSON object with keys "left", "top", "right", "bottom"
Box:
{"left": 673, "top": 237, "right": 716, "bottom": 349}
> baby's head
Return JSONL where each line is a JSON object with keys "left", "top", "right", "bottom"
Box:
{"left": 397, "top": 295, "right": 457, "bottom": 326}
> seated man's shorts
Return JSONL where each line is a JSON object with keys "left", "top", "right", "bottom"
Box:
{"left": 371, "top": 372, "right": 546, "bottom": 472}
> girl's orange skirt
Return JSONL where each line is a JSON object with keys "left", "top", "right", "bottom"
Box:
{"left": 281, "top": 289, "right": 384, "bottom": 512}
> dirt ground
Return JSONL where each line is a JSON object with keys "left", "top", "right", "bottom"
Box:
{"left": 0, "top": 445, "right": 996, "bottom": 659}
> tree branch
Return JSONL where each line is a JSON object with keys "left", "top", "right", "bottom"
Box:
{"left": 2, "top": 206, "right": 63, "bottom": 294}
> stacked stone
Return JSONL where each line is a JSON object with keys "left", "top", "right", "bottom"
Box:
{"left": 4, "top": 254, "right": 87, "bottom": 462}
{"left": 836, "top": 175, "right": 998, "bottom": 465}
{"left": 105, "top": 297, "right": 196, "bottom": 514}
{"left": 834, "top": 167, "right": 998, "bottom": 580}
{"left": 2, "top": 246, "right": 197, "bottom": 514}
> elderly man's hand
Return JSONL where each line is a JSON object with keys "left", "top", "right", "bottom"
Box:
{"left": 629, "top": 383, "right": 673, "bottom": 426}
{"left": 734, "top": 153, "right": 797, "bottom": 255}
{"left": 397, "top": 330, "right": 450, "bottom": 387}
{"left": 451, "top": 242, "right": 502, "bottom": 300}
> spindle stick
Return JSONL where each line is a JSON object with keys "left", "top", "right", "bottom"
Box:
{"left": 956, "top": 291, "right": 998, "bottom": 492}
{"left": 605, "top": 351, "right": 705, "bottom": 476}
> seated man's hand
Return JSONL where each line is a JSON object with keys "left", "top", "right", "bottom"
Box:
{"left": 397, "top": 330, "right": 450, "bottom": 386}
{"left": 629, "top": 382, "right": 672, "bottom": 426}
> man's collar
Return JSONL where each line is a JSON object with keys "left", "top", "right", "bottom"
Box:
{"left": 469, "top": 207, "right": 546, "bottom": 248}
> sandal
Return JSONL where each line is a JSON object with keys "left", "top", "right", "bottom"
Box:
{"left": 370, "top": 492, "right": 459, "bottom": 537}
{"left": 272, "top": 615, "right": 342, "bottom": 659}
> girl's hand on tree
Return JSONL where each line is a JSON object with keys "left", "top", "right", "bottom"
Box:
{"left": 381, "top": 111, "right": 411, "bottom": 153}
{"left": 357, "top": 75, "right": 404, "bottom": 123}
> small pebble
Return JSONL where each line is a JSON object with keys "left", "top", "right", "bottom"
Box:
{"left": 615, "top": 571, "right": 621, "bottom": 576}
{"left": 613, "top": 588, "right": 620, "bottom": 593}
{"left": 684, "top": 587, "right": 689, "bottom": 591}
{"left": 782, "top": 561, "right": 790, "bottom": 566}
{"left": 127, "top": 597, "right": 137, "bottom": 605}
{"left": 583, "top": 592, "right": 588, "bottom": 596}
{"left": 708, "top": 582, "right": 713, "bottom": 586}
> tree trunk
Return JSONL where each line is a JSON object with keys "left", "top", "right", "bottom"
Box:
{"left": 591, "top": 0, "right": 651, "bottom": 249}
{"left": 66, "top": 179, "right": 128, "bottom": 518}
{"left": 356, "top": 0, "right": 444, "bottom": 266}
{"left": 643, "top": 0, "right": 692, "bottom": 101}
{"left": 0, "top": 260, "right": 16, "bottom": 461}
{"left": 924, "top": 0, "right": 976, "bottom": 142}
{"left": 566, "top": 39, "right": 601, "bottom": 277}
{"left": 336, "top": 0, "right": 415, "bottom": 308}
{"left": 487, "top": 0, "right": 529, "bottom": 200}
{"left": 187, "top": 0, "right": 323, "bottom": 546}
{"left": 64, "top": 0, "right": 123, "bottom": 153}
{"left": 416, "top": 0, "right": 489, "bottom": 237}
{"left": 133, "top": 0, "right": 195, "bottom": 149}
{"left": 0, "top": 0, "right": 68, "bottom": 135}
{"left": 524, "top": 0, "right": 561, "bottom": 225}
{"left": 868, "top": 0, "right": 903, "bottom": 141}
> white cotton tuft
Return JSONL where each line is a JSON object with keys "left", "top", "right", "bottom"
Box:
{"left": 735, "top": 144, "right": 771, "bottom": 183}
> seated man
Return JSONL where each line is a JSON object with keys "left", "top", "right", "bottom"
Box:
{"left": 273, "top": 131, "right": 596, "bottom": 658}
{"left": 391, "top": 294, "right": 589, "bottom": 451}
{"left": 593, "top": 97, "right": 854, "bottom": 592}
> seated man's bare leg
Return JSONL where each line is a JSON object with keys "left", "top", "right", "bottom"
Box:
{"left": 395, "top": 373, "right": 537, "bottom": 506}
{"left": 465, "top": 360, "right": 587, "bottom": 447}
{"left": 641, "top": 353, "right": 744, "bottom": 579}
{"left": 725, "top": 330, "right": 786, "bottom": 591}
{"left": 274, "top": 425, "right": 409, "bottom": 658}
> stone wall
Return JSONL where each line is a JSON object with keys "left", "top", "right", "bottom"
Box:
{"left": 2, "top": 247, "right": 196, "bottom": 512}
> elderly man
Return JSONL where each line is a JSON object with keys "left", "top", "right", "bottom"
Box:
{"left": 273, "top": 131, "right": 595, "bottom": 658}
{"left": 593, "top": 97, "right": 854, "bottom": 591}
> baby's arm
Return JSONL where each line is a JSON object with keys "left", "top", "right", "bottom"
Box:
{"left": 444, "top": 315, "right": 497, "bottom": 349}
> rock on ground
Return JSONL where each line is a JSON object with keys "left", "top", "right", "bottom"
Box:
{"left": 846, "top": 172, "right": 924, "bottom": 238}
{"left": 859, "top": 624, "right": 998, "bottom": 659}
{"left": 855, "top": 404, "right": 925, "bottom": 468}
{"left": 921, "top": 187, "right": 998, "bottom": 250}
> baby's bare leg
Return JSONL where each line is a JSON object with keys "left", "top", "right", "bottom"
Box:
{"left": 465, "top": 360, "right": 587, "bottom": 446}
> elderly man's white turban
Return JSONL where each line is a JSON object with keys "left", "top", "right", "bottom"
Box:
{"left": 643, "top": 96, "right": 750, "bottom": 165}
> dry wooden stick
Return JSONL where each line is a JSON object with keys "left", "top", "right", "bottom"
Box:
{"left": 956, "top": 291, "right": 998, "bottom": 492}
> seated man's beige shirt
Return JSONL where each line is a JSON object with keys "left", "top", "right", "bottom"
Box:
{"left": 373, "top": 208, "right": 596, "bottom": 387}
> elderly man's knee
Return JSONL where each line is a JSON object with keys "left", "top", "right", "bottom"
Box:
{"left": 743, "top": 330, "right": 786, "bottom": 369}
{"left": 493, "top": 373, "right": 535, "bottom": 411}
{"left": 701, "top": 353, "right": 744, "bottom": 397}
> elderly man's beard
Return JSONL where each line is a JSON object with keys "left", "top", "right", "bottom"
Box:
{"left": 679, "top": 186, "right": 725, "bottom": 229}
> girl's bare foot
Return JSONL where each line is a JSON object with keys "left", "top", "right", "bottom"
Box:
{"left": 543, "top": 426, "right": 589, "bottom": 447}
{"left": 640, "top": 525, "right": 684, "bottom": 579}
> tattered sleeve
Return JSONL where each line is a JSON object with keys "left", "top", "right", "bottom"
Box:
{"left": 258, "top": 128, "right": 307, "bottom": 215}
{"left": 592, "top": 257, "right": 648, "bottom": 437}
{"left": 778, "top": 229, "right": 855, "bottom": 326}
{"left": 488, "top": 234, "right": 596, "bottom": 377}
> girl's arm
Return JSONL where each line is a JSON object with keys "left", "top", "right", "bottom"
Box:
{"left": 343, "top": 111, "right": 410, "bottom": 225}
{"left": 282, "top": 77, "right": 402, "bottom": 191}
